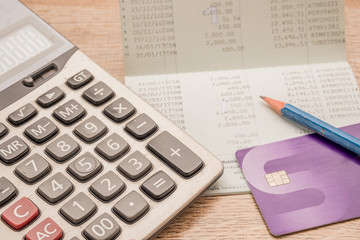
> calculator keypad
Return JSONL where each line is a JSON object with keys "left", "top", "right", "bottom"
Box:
{"left": 118, "top": 151, "right": 152, "bottom": 180}
{"left": 45, "top": 134, "right": 80, "bottom": 162}
{"left": 15, "top": 153, "right": 51, "bottom": 183}
{"left": 0, "top": 177, "right": 17, "bottom": 207}
{"left": 104, "top": 97, "right": 136, "bottom": 122}
{"left": 83, "top": 81, "right": 114, "bottom": 106}
{"left": 8, "top": 103, "right": 38, "bottom": 126}
{"left": 60, "top": 192, "right": 97, "bottom": 225}
{"left": 95, "top": 133, "right": 129, "bottom": 161}
{"left": 113, "top": 191, "right": 149, "bottom": 223}
{"left": 53, "top": 99, "right": 86, "bottom": 125}
{"left": 125, "top": 113, "right": 158, "bottom": 140}
{"left": 24, "top": 117, "right": 59, "bottom": 144}
{"left": 141, "top": 171, "right": 176, "bottom": 201}
{"left": 25, "top": 217, "right": 63, "bottom": 240}
{"left": 67, "top": 69, "right": 93, "bottom": 89}
{"left": 0, "top": 136, "right": 29, "bottom": 164}
{"left": 74, "top": 116, "right": 107, "bottom": 143}
{"left": 83, "top": 213, "right": 121, "bottom": 240}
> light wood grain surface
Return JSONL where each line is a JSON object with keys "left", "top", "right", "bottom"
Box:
{"left": 21, "top": 0, "right": 360, "bottom": 239}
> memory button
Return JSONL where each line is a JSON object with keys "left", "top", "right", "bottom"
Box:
{"left": 0, "top": 136, "right": 29, "bottom": 164}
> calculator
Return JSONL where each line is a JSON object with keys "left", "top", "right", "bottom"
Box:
{"left": 0, "top": 1, "right": 223, "bottom": 239}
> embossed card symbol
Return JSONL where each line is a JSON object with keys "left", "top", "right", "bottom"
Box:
{"left": 265, "top": 170, "right": 290, "bottom": 187}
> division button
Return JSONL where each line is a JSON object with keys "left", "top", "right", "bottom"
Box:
{"left": 37, "top": 172, "right": 73, "bottom": 204}
{"left": 37, "top": 86, "right": 65, "bottom": 108}
{"left": 147, "top": 131, "right": 203, "bottom": 177}
{"left": 141, "top": 171, "right": 175, "bottom": 201}
{"left": 104, "top": 97, "right": 136, "bottom": 122}
{"left": 83, "top": 81, "right": 114, "bottom": 106}
{"left": 125, "top": 113, "right": 157, "bottom": 140}
{"left": 25, "top": 217, "right": 63, "bottom": 240}
{"left": 67, "top": 152, "right": 102, "bottom": 182}
{"left": 53, "top": 99, "right": 86, "bottom": 125}
{"left": 0, "top": 123, "right": 8, "bottom": 139}
{"left": 89, "top": 171, "right": 125, "bottom": 202}
{"left": 117, "top": 151, "right": 152, "bottom": 181}
{"left": 95, "top": 133, "right": 129, "bottom": 161}
{"left": 0, "top": 136, "right": 29, "bottom": 164}
{"left": 24, "top": 117, "right": 58, "bottom": 144}
{"left": 83, "top": 213, "right": 121, "bottom": 240}
{"left": 0, "top": 177, "right": 17, "bottom": 207}
{"left": 15, "top": 153, "right": 51, "bottom": 183}
{"left": 45, "top": 134, "right": 80, "bottom": 162}
{"left": 8, "top": 103, "right": 38, "bottom": 126}
{"left": 60, "top": 192, "right": 97, "bottom": 225}
{"left": 74, "top": 116, "right": 107, "bottom": 143}
{"left": 1, "top": 197, "right": 39, "bottom": 230}
{"left": 67, "top": 69, "right": 94, "bottom": 89}
{"left": 113, "top": 191, "right": 149, "bottom": 223}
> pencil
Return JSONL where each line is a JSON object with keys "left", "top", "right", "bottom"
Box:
{"left": 261, "top": 96, "right": 360, "bottom": 155}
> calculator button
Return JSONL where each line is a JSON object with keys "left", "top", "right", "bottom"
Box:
{"left": 67, "top": 69, "right": 94, "bottom": 89}
{"left": 1, "top": 197, "right": 39, "bottom": 230}
{"left": 37, "top": 172, "right": 73, "bottom": 204}
{"left": 95, "top": 133, "right": 129, "bottom": 161}
{"left": 24, "top": 117, "right": 59, "bottom": 144}
{"left": 67, "top": 153, "right": 102, "bottom": 182}
{"left": 113, "top": 191, "right": 149, "bottom": 223}
{"left": 83, "top": 81, "right": 114, "bottom": 106}
{"left": 0, "top": 136, "right": 29, "bottom": 164}
{"left": 104, "top": 98, "right": 136, "bottom": 122}
{"left": 125, "top": 113, "right": 157, "bottom": 140}
{"left": 15, "top": 153, "right": 51, "bottom": 183}
{"left": 147, "top": 131, "right": 203, "bottom": 177}
{"left": 74, "top": 116, "right": 107, "bottom": 143}
{"left": 25, "top": 217, "right": 63, "bottom": 240}
{"left": 118, "top": 151, "right": 152, "bottom": 180}
{"left": 45, "top": 134, "right": 80, "bottom": 162}
{"left": 90, "top": 171, "right": 125, "bottom": 202}
{"left": 60, "top": 192, "right": 97, "bottom": 225}
{"left": 53, "top": 99, "right": 86, "bottom": 125}
{"left": 0, "top": 123, "right": 8, "bottom": 139}
{"left": 37, "top": 87, "right": 65, "bottom": 108}
{"left": 8, "top": 103, "right": 38, "bottom": 126}
{"left": 0, "top": 177, "right": 17, "bottom": 207}
{"left": 141, "top": 171, "right": 176, "bottom": 201}
{"left": 83, "top": 213, "right": 121, "bottom": 240}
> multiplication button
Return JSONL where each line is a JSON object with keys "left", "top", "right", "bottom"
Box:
{"left": 104, "top": 97, "right": 136, "bottom": 122}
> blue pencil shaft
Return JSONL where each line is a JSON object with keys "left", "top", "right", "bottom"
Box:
{"left": 282, "top": 104, "right": 360, "bottom": 155}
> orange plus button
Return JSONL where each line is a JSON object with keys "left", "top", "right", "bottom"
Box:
{"left": 25, "top": 217, "right": 63, "bottom": 240}
{"left": 1, "top": 197, "right": 39, "bottom": 230}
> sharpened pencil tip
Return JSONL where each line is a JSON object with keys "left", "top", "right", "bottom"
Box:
{"left": 260, "top": 95, "right": 266, "bottom": 100}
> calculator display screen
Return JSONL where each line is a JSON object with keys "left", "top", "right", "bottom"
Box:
{"left": 0, "top": 24, "right": 54, "bottom": 76}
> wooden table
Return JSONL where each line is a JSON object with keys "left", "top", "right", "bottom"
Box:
{"left": 22, "top": 0, "right": 360, "bottom": 239}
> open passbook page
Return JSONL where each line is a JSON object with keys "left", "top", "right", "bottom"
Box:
{"left": 120, "top": 0, "right": 360, "bottom": 194}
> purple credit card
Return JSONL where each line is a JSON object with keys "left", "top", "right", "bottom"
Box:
{"left": 236, "top": 123, "right": 360, "bottom": 236}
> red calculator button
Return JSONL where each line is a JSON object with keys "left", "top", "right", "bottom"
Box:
{"left": 1, "top": 197, "right": 39, "bottom": 230}
{"left": 25, "top": 217, "right": 63, "bottom": 240}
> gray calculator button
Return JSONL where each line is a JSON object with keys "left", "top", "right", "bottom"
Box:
{"left": 8, "top": 103, "right": 38, "bottom": 126}
{"left": 24, "top": 117, "right": 58, "bottom": 144}
{"left": 0, "top": 123, "right": 8, "bottom": 139}
{"left": 37, "top": 86, "right": 65, "bottom": 108}
{"left": 90, "top": 171, "right": 125, "bottom": 202}
{"left": 0, "top": 177, "right": 17, "bottom": 207}
{"left": 118, "top": 151, "right": 152, "bottom": 180}
{"left": 104, "top": 98, "right": 136, "bottom": 122}
{"left": 53, "top": 99, "right": 86, "bottom": 125}
{"left": 15, "top": 153, "right": 51, "bottom": 183}
{"left": 141, "top": 171, "right": 176, "bottom": 201}
{"left": 0, "top": 136, "right": 29, "bottom": 164}
{"left": 74, "top": 116, "right": 107, "bottom": 143}
{"left": 45, "top": 134, "right": 80, "bottom": 162}
{"left": 67, "top": 153, "right": 102, "bottom": 182}
{"left": 113, "top": 191, "right": 149, "bottom": 223}
{"left": 83, "top": 213, "right": 121, "bottom": 240}
{"left": 69, "top": 238, "right": 80, "bottom": 240}
{"left": 95, "top": 133, "right": 129, "bottom": 161}
{"left": 60, "top": 192, "right": 97, "bottom": 225}
{"left": 125, "top": 113, "right": 157, "bottom": 140}
{"left": 67, "top": 69, "right": 94, "bottom": 89}
{"left": 83, "top": 81, "right": 114, "bottom": 106}
{"left": 147, "top": 131, "right": 203, "bottom": 177}
{"left": 37, "top": 172, "right": 73, "bottom": 203}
